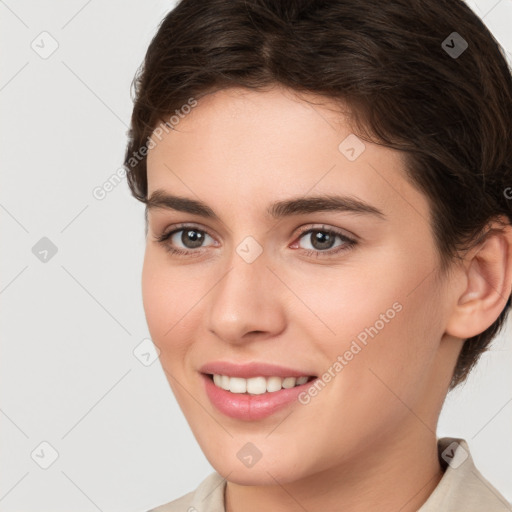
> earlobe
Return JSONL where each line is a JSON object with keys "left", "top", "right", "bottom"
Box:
{"left": 445, "top": 220, "right": 512, "bottom": 340}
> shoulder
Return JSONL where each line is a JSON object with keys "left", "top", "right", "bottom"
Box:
{"left": 146, "top": 471, "right": 227, "bottom": 512}
{"left": 419, "top": 437, "right": 512, "bottom": 512}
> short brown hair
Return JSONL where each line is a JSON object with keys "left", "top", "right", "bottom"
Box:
{"left": 124, "top": 0, "right": 512, "bottom": 390}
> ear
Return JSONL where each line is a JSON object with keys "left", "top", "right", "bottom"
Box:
{"left": 445, "top": 217, "right": 512, "bottom": 339}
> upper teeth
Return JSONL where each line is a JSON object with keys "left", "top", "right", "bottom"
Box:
{"left": 212, "top": 374, "right": 310, "bottom": 394}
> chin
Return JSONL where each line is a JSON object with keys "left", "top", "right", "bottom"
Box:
{"left": 221, "top": 467, "right": 291, "bottom": 486}
{"left": 208, "top": 454, "right": 306, "bottom": 486}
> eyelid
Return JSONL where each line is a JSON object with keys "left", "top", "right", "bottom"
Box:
{"left": 294, "top": 223, "right": 357, "bottom": 241}
{"left": 154, "top": 222, "right": 216, "bottom": 242}
{"left": 155, "top": 222, "right": 356, "bottom": 243}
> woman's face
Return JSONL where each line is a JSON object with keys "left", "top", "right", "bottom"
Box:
{"left": 143, "top": 85, "right": 463, "bottom": 484}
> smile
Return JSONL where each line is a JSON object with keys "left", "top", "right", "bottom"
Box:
{"left": 210, "top": 374, "right": 315, "bottom": 394}
{"left": 201, "top": 372, "right": 319, "bottom": 421}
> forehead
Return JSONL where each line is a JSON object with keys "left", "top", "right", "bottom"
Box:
{"left": 145, "top": 86, "right": 429, "bottom": 226}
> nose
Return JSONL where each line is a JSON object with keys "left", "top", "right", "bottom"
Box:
{"left": 206, "top": 246, "right": 287, "bottom": 345}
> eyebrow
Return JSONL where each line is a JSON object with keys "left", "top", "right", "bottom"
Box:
{"left": 145, "top": 189, "right": 386, "bottom": 222}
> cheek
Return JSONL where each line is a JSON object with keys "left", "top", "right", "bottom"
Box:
{"left": 141, "top": 249, "right": 201, "bottom": 359}
{"left": 141, "top": 250, "right": 206, "bottom": 410}
{"left": 336, "top": 271, "right": 443, "bottom": 417}
{"left": 289, "top": 275, "right": 444, "bottom": 468}
{"left": 302, "top": 249, "right": 443, "bottom": 399}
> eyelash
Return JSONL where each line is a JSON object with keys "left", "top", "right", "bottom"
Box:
{"left": 154, "top": 223, "right": 357, "bottom": 259}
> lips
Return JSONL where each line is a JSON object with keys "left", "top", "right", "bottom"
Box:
{"left": 198, "top": 360, "right": 318, "bottom": 420}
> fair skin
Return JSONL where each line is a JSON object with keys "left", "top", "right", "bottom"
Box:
{"left": 143, "top": 85, "right": 512, "bottom": 512}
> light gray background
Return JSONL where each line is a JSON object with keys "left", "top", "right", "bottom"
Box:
{"left": 1, "top": 1, "right": 511, "bottom": 511}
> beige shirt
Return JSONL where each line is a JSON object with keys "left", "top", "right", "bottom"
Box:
{"left": 148, "top": 437, "right": 512, "bottom": 511}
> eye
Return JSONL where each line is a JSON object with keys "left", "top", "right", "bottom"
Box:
{"left": 154, "top": 223, "right": 357, "bottom": 259}
{"left": 154, "top": 224, "right": 216, "bottom": 256}
{"left": 293, "top": 225, "right": 357, "bottom": 257}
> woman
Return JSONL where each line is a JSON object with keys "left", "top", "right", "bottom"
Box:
{"left": 124, "top": 0, "right": 512, "bottom": 510}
